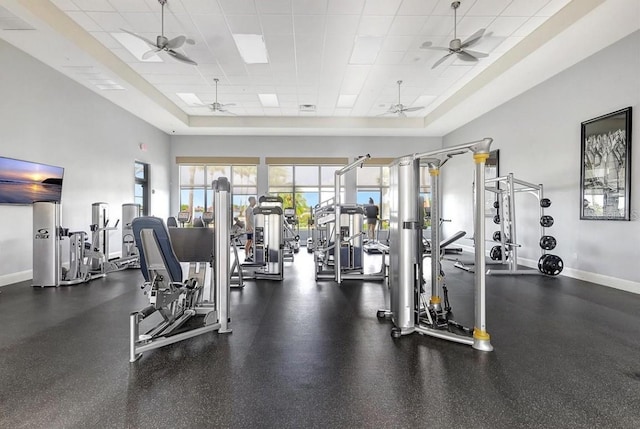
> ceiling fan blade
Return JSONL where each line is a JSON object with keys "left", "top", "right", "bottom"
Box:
{"left": 402, "top": 106, "right": 424, "bottom": 112}
{"left": 221, "top": 103, "right": 236, "bottom": 107}
{"left": 186, "top": 38, "right": 196, "bottom": 45}
{"left": 432, "top": 53, "right": 453, "bottom": 69}
{"left": 167, "top": 49, "right": 198, "bottom": 66}
{"left": 461, "top": 28, "right": 485, "bottom": 48}
{"left": 166, "top": 35, "right": 186, "bottom": 49}
{"left": 141, "top": 48, "right": 162, "bottom": 59}
{"left": 120, "top": 28, "right": 157, "bottom": 48}
{"left": 457, "top": 50, "right": 479, "bottom": 62}
{"left": 464, "top": 49, "right": 488, "bottom": 58}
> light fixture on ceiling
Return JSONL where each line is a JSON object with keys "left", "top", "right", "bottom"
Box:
{"left": 112, "top": 32, "right": 163, "bottom": 62}
{"left": 349, "top": 36, "right": 384, "bottom": 65}
{"left": 233, "top": 34, "right": 269, "bottom": 64}
{"left": 119, "top": 0, "right": 198, "bottom": 66}
{"left": 337, "top": 95, "right": 358, "bottom": 108}
{"left": 177, "top": 92, "right": 204, "bottom": 106}
{"left": 258, "top": 94, "right": 279, "bottom": 107}
{"left": 380, "top": 80, "right": 425, "bottom": 117}
{"left": 420, "top": 1, "right": 489, "bottom": 69}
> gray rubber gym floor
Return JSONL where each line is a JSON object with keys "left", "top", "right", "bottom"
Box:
{"left": 1, "top": 252, "right": 639, "bottom": 429}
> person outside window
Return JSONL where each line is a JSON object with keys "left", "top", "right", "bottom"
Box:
{"left": 245, "top": 196, "right": 257, "bottom": 261}
{"left": 365, "top": 197, "right": 379, "bottom": 241}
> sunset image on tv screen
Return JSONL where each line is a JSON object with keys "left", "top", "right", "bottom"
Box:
{"left": 0, "top": 156, "right": 64, "bottom": 204}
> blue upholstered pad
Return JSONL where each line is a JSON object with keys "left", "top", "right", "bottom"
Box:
{"left": 132, "top": 217, "right": 183, "bottom": 284}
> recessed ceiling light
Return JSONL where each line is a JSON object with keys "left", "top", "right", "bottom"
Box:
{"left": 232, "top": 34, "right": 269, "bottom": 64}
{"left": 177, "top": 93, "right": 204, "bottom": 106}
{"left": 337, "top": 95, "right": 357, "bottom": 108}
{"left": 258, "top": 94, "right": 279, "bottom": 107}
{"left": 349, "top": 36, "right": 383, "bottom": 65}
{"left": 111, "top": 32, "right": 162, "bottom": 62}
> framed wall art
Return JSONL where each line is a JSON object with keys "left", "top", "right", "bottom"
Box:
{"left": 580, "top": 107, "right": 632, "bottom": 220}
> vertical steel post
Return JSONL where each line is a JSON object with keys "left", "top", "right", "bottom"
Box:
{"left": 428, "top": 161, "right": 442, "bottom": 310}
{"left": 472, "top": 148, "right": 493, "bottom": 352}
{"left": 213, "top": 178, "right": 232, "bottom": 333}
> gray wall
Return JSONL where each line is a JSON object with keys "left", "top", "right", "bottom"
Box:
{"left": 169, "top": 135, "right": 442, "bottom": 212}
{"left": 0, "top": 39, "right": 171, "bottom": 286}
{"left": 441, "top": 30, "right": 640, "bottom": 293}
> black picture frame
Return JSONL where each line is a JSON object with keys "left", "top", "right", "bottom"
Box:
{"left": 580, "top": 107, "right": 632, "bottom": 220}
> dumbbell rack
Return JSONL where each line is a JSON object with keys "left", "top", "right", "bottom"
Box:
{"left": 485, "top": 173, "right": 560, "bottom": 276}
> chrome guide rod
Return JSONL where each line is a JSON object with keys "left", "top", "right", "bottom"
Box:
{"left": 334, "top": 154, "right": 370, "bottom": 284}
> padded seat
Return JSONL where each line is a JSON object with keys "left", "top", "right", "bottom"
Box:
{"left": 132, "top": 217, "right": 182, "bottom": 283}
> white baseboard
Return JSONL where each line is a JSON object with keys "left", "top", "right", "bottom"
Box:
{"left": 0, "top": 270, "right": 32, "bottom": 287}
{"left": 455, "top": 244, "right": 640, "bottom": 295}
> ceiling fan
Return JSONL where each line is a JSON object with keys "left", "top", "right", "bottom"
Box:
{"left": 196, "top": 78, "right": 237, "bottom": 114}
{"left": 381, "top": 80, "right": 424, "bottom": 117}
{"left": 121, "top": 0, "right": 197, "bottom": 66}
{"left": 420, "top": 1, "right": 488, "bottom": 69}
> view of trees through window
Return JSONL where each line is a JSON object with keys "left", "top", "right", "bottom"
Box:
{"left": 179, "top": 164, "right": 257, "bottom": 224}
{"left": 268, "top": 165, "right": 338, "bottom": 228}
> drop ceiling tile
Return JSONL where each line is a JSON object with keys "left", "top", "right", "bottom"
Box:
{"left": 362, "top": 0, "right": 401, "bottom": 15}
{"left": 262, "top": 107, "right": 282, "bottom": 115}
{"left": 456, "top": 16, "right": 495, "bottom": 38}
{"left": 89, "top": 31, "right": 120, "bottom": 48}
{"left": 246, "top": 63, "right": 272, "bottom": 76}
{"left": 107, "top": 0, "right": 150, "bottom": 12}
{"left": 176, "top": 0, "right": 222, "bottom": 14}
{"left": 419, "top": 16, "right": 451, "bottom": 38}
{"left": 327, "top": 0, "right": 364, "bottom": 15}
{"left": 501, "top": 0, "right": 550, "bottom": 16}
{"left": 357, "top": 16, "right": 394, "bottom": 36}
{"left": 85, "top": 12, "right": 129, "bottom": 32}
{"left": 437, "top": 64, "right": 473, "bottom": 79}
{"left": 226, "top": 15, "right": 262, "bottom": 34}
{"left": 144, "top": 74, "right": 208, "bottom": 85}
{"left": 121, "top": 12, "right": 161, "bottom": 33}
{"left": 491, "top": 35, "right": 523, "bottom": 53}
{"left": 486, "top": 16, "right": 529, "bottom": 37}
{"left": 333, "top": 108, "right": 352, "bottom": 116}
{"left": 292, "top": 0, "right": 328, "bottom": 15}
{"left": 512, "top": 16, "right": 546, "bottom": 37}
{"left": 381, "top": 36, "right": 414, "bottom": 51}
{"left": 340, "top": 65, "right": 370, "bottom": 93}
{"left": 66, "top": 11, "right": 102, "bottom": 31}
{"left": 255, "top": 0, "right": 292, "bottom": 14}
{"left": 467, "top": 0, "right": 511, "bottom": 16}
{"left": 277, "top": 93, "right": 299, "bottom": 101}
{"left": 374, "top": 50, "right": 404, "bottom": 65}
{"left": 431, "top": 0, "right": 474, "bottom": 15}
{"left": 182, "top": 48, "right": 217, "bottom": 65}
{"left": 218, "top": 0, "right": 257, "bottom": 15}
{"left": 388, "top": 16, "right": 429, "bottom": 36}
{"left": 143, "top": 0, "right": 186, "bottom": 13}
{"left": 245, "top": 108, "right": 266, "bottom": 115}
{"left": 397, "top": 0, "right": 438, "bottom": 16}
{"left": 536, "top": 0, "right": 572, "bottom": 17}
{"left": 197, "top": 64, "right": 224, "bottom": 75}
{"left": 293, "top": 15, "right": 325, "bottom": 34}
{"left": 325, "top": 15, "right": 360, "bottom": 35}
{"left": 261, "top": 15, "right": 294, "bottom": 35}
{"left": 72, "top": 0, "right": 114, "bottom": 12}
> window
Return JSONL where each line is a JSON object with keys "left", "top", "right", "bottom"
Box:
{"left": 356, "top": 163, "right": 430, "bottom": 229}
{"left": 179, "top": 164, "right": 258, "bottom": 224}
{"left": 268, "top": 164, "right": 340, "bottom": 228}
{"left": 134, "top": 161, "right": 149, "bottom": 215}
{"left": 356, "top": 166, "right": 389, "bottom": 228}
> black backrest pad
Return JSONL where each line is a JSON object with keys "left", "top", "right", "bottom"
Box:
{"left": 132, "top": 216, "right": 183, "bottom": 283}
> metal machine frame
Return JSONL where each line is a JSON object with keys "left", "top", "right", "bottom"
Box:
{"left": 128, "top": 177, "right": 232, "bottom": 362}
{"left": 312, "top": 155, "right": 387, "bottom": 284}
{"left": 378, "top": 138, "right": 494, "bottom": 352}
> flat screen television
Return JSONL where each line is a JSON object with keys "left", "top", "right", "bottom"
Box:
{"left": 0, "top": 156, "right": 64, "bottom": 205}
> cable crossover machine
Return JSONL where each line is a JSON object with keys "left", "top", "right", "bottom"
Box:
{"left": 378, "top": 138, "right": 494, "bottom": 352}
